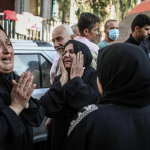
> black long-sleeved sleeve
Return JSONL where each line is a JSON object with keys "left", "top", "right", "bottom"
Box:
{"left": 39, "top": 72, "right": 100, "bottom": 118}
{"left": 63, "top": 75, "right": 100, "bottom": 110}
{"left": 0, "top": 96, "right": 45, "bottom": 150}
{"left": 21, "top": 97, "right": 45, "bottom": 127}
{"left": 39, "top": 80, "right": 66, "bottom": 117}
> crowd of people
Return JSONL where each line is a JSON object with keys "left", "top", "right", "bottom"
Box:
{"left": 0, "top": 11, "right": 150, "bottom": 150}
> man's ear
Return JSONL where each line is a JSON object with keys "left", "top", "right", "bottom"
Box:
{"left": 104, "top": 29, "right": 107, "bottom": 34}
{"left": 135, "top": 26, "right": 140, "bottom": 32}
{"left": 83, "top": 29, "right": 89, "bottom": 36}
{"left": 70, "top": 34, "right": 74, "bottom": 39}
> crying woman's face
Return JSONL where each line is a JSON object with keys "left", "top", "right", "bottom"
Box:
{"left": 0, "top": 30, "right": 14, "bottom": 73}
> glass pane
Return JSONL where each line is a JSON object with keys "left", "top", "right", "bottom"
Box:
{"left": 40, "top": 55, "right": 52, "bottom": 87}
{"left": 13, "top": 54, "right": 40, "bottom": 88}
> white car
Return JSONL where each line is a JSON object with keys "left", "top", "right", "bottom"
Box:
{"left": 11, "top": 40, "right": 56, "bottom": 144}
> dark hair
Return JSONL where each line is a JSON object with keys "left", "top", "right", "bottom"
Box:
{"left": 77, "top": 12, "right": 100, "bottom": 34}
{"left": 131, "top": 14, "right": 150, "bottom": 32}
{"left": 104, "top": 19, "right": 117, "bottom": 29}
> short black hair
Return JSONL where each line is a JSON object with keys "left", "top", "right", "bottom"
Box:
{"left": 77, "top": 12, "right": 100, "bottom": 34}
{"left": 131, "top": 14, "right": 150, "bottom": 32}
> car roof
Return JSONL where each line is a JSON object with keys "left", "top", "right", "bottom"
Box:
{"left": 11, "top": 40, "right": 54, "bottom": 47}
{"left": 11, "top": 40, "right": 55, "bottom": 51}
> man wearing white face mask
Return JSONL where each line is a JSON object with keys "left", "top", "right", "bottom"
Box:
{"left": 98, "top": 20, "right": 119, "bottom": 49}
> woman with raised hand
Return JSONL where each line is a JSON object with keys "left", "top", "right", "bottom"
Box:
{"left": 63, "top": 43, "right": 150, "bottom": 150}
{"left": 40, "top": 40, "right": 100, "bottom": 150}
{"left": 0, "top": 25, "right": 45, "bottom": 150}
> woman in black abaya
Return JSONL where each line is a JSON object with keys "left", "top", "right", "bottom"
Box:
{"left": 63, "top": 43, "right": 150, "bottom": 150}
{"left": 0, "top": 25, "right": 45, "bottom": 150}
{"left": 40, "top": 40, "right": 100, "bottom": 150}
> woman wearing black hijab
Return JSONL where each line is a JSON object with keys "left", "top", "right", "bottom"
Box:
{"left": 39, "top": 40, "right": 100, "bottom": 150}
{"left": 0, "top": 25, "right": 45, "bottom": 150}
{"left": 62, "top": 43, "right": 150, "bottom": 150}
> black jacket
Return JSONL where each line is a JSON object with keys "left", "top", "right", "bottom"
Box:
{"left": 63, "top": 104, "right": 150, "bottom": 150}
{"left": 39, "top": 66, "right": 100, "bottom": 150}
{"left": 145, "top": 38, "right": 150, "bottom": 52}
{"left": 125, "top": 34, "right": 149, "bottom": 58}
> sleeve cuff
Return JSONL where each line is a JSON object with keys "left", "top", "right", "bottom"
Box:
{"left": 21, "top": 98, "right": 41, "bottom": 122}
{"left": 63, "top": 77, "right": 84, "bottom": 95}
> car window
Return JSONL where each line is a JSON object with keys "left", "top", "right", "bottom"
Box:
{"left": 13, "top": 54, "right": 51, "bottom": 88}
{"left": 40, "top": 55, "right": 52, "bottom": 87}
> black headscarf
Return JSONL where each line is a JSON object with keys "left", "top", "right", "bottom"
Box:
{"left": 63, "top": 40, "right": 95, "bottom": 84}
{"left": 97, "top": 43, "right": 150, "bottom": 107}
{"left": 64, "top": 40, "right": 92, "bottom": 67}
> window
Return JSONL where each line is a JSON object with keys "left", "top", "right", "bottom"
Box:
{"left": 40, "top": 55, "right": 51, "bottom": 87}
{"left": 13, "top": 54, "right": 52, "bottom": 88}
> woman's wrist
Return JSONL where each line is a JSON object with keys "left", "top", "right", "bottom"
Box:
{"left": 60, "top": 75, "right": 68, "bottom": 86}
{"left": 9, "top": 103, "right": 24, "bottom": 115}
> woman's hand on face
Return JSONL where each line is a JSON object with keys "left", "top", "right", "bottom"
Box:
{"left": 70, "top": 51, "right": 85, "bottom": 80}
{"left": 9, "top": 72, "right": 36, "bottom": 115}
{"left": 60, "top": 56, "right": 69, "bottom": 86}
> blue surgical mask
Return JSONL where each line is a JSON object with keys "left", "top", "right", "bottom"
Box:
{"left": 108, "top": 29, "right": 119, "bottom": 41}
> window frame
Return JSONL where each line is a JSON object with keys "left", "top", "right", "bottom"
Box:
{"left": 14, "top": 53, "right": 52, "bottom": 89}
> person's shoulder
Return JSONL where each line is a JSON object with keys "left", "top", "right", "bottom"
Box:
{"left": 89, "top": 42, "right": 99, "bottom": 54}
{"left": 67, "top": 104, "right": 99, "bottom": 136}
{"left": 98, "top": 40, "right": 104, "bottom": 45}
{"left": 98, "top": 40, "right": 107, "bottom": 49}
{"left": 91, "top": 41, "right": 99, "bottom": 48}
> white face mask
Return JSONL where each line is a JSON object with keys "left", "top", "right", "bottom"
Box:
{"left": 107, "top": 29, "right": 119, "bottom": 41}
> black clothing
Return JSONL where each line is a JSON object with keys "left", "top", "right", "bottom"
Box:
{"left": 40, "top": 40, "right": 100, "bottom": 150}
{"left": 145, "top": 36, "right": 150, "bottom": 52}
{"left": 0, "top": 72, "right": 45, "bottom": 150}
{"left": 125, "top": 34, "right": 149, "bottom": 58}
{"left": 63, "top": 43, "right": 150, "bottom": 150}
{"left": 63, "top": 104, "right": 150, "bottom": 150}
{"left": 97, "top": 43, "right": 150, "bottom": 107}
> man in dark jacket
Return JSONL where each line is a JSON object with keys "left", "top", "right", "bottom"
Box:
{"left": 125, "top": 14, "right": 150, "bottom": 58}
{"left": 145, "top": 35, "right": 150, "bottom": 52}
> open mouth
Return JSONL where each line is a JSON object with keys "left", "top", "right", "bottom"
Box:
{"left": 64, "top": 60, "right": 71, "bottom": 65}
{"left": 2, "top": 57, "right": 12, "bottom": 63}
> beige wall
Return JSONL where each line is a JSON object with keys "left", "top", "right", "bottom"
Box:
{"left": 24, "top": 0, "right": 37, "bottom": 15}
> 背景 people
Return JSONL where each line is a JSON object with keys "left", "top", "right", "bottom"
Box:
{"left": 50, "top": 24, "right": 74, "bottom": 84}
{"left": 125, "top": 14, "right": 150, "bottom": 58}
{"left": 75, "top": 12, "right": 100, "bottom": 54}
{"left": 71, "top": 24, "right": 80, "bottom": 37}
{"left": 98, "top": 19, "right": 119, "bottom": 49}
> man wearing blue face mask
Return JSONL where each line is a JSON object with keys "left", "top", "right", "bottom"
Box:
{"left": 98, "top": 19, "right": 119, "bottom": 49}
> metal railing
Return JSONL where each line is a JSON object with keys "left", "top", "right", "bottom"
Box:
{"left": 0, "top": 13, "right": 74, "bottom": 41}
